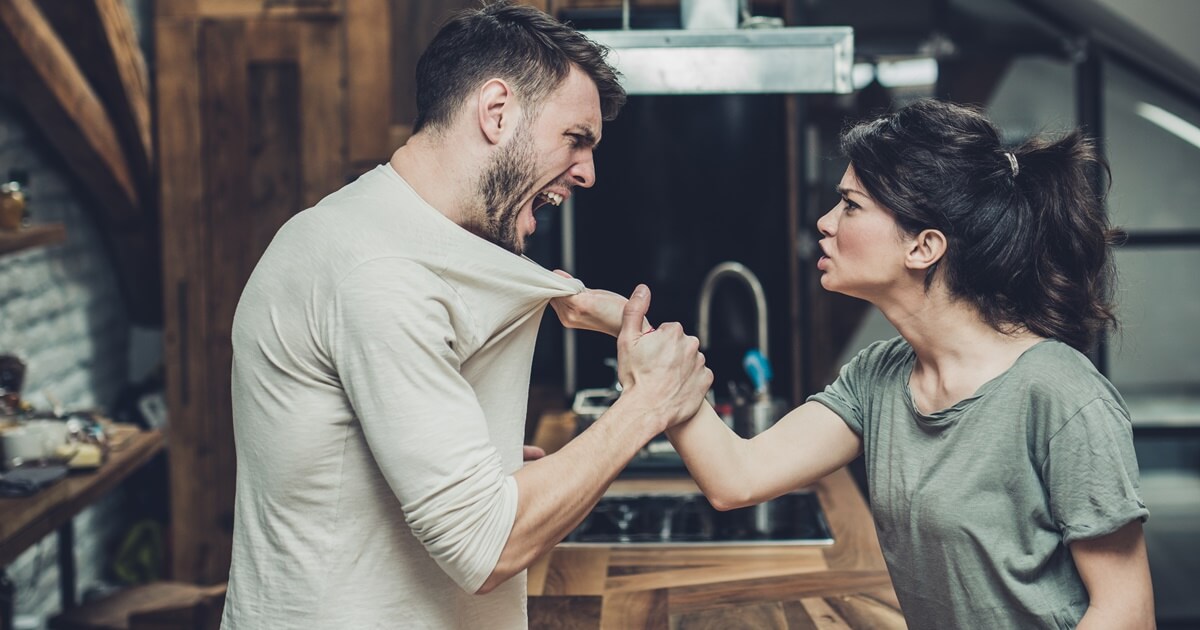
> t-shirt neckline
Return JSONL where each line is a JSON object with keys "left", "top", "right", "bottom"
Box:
{"left": 903, "top": 338, "right": 1056, "bottom": 426}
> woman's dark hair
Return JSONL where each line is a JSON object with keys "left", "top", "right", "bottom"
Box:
{"left": 840, "top": 98, "right": 1119, "bottom": 352}
{"left": 412, "top": 1, "right": 626, "bottom": 133}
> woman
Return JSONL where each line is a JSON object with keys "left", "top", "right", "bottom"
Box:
{"left": 553, "top": 99, "right": 1154, "bottom": 628}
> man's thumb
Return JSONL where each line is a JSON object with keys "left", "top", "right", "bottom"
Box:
{"left": 621, "top": 285, "right": 650, "bottom": 338}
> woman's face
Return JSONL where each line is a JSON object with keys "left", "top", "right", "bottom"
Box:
{"left": 816, "top": 165, "right": 913, "bottom": 300}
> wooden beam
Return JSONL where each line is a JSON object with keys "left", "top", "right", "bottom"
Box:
{"left": 0, "top": 0, "right": 139, "bottom": 221}
{"left": 0, "top": 0, "right": 162, "bottom": 323}
{"left": 345, "top": 0, "right": 392, "bottom": 163}
{"left": 157, "top": 0, "right": 342, "bottom": 19}
{"left": 37, "top": 0, "right": 154, "bottom": 200}
{"left": 0, "top": 223, "right": 66, "bottom": 256}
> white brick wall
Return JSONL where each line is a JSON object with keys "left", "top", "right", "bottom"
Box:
{"left": 0, "top": 94, "right": 134, "bottom": 628}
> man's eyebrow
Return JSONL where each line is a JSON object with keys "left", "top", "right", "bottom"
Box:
{"left": 569, "top": 126, "right": 599, "bottom": 148}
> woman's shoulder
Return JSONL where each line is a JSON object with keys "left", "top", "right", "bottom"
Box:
{"left": 1009, "top": 339, "right": 1128, "bottom": 420}
{"left": 841, "top": 336, "right": 914, "bottom": 380}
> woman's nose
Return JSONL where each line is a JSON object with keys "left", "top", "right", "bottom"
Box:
{"left": 816, "top": 207, "right": 836, "bottom": 237}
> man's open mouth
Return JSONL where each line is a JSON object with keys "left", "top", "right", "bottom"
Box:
{"left": 533, "top": 190, "right": 564, "bottom": 211}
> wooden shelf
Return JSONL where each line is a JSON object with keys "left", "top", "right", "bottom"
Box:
{"left": 0, "top": 223, "right": 67, "bottom": 256}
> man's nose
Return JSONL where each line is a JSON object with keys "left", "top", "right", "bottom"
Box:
{"left": 569, "top": 153, "right": 596, "bottom": 188}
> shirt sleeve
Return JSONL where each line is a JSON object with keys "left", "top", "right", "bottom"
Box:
{"left": 1043, "top": 398, "right": 1149, "bottom": 544}
{"left": 328, "top": 257, "right": 516, "bottom": 593}
{"left": 806, "top": 345, "right": 876, "bottom": 436}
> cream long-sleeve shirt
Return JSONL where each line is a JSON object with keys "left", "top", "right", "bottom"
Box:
{"left": 221, "top": 165, "right": 582, "bottom": 629}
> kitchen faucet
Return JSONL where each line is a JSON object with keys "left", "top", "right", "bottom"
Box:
{"left": 697, "top": 261, "right": 771, "bottom": 398}
{"left": 696, "top": 262, "right": 787, "bottom": 534}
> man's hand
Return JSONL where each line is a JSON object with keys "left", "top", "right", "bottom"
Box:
{"left": 615, "top": 285, "right": 712, "bottom": 431}
{"left": 548, "top": 270, "right": 646, "bottom": 337}
{"left": 522, "top": 445, "right": 546, "bottom": 462}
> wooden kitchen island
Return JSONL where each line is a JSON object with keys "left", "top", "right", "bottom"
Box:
{"left": 526, "top": 467, "right": 905, "bottom": 629}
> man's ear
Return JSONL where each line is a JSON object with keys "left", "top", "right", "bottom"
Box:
{"left": 477, "top": 78, "right": 514, "bottom": 145}
{"left": 905, "top": 228, "right": 947, "bottom": 271}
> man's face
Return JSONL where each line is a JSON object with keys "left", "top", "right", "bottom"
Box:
{"left": 471, "top": 66, "right": 602, "bottom": 255}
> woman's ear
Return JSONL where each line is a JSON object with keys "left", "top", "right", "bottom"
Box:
{"left": 477, "top": 78, "right": 513, "bottom": 145}
{"left": 905, "top": 228, "right": 947, "bottom": 271}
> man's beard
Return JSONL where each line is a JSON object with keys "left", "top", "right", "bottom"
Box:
{"left": 470, "top": 120, "right": 538, "bottom": 255}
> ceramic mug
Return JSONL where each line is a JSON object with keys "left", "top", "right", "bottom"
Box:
{"left": 1, "top": 426, "right": 44, "bottom": 468}
{"left": 0, "top": 420, "right": 74, "bottom": 468}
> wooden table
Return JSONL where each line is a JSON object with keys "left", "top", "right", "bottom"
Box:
{"left": 527, "top": 467, "right": 906, "bottom": 629}
{"left": 0, "top": 428, "right": 165, "bottom": 625}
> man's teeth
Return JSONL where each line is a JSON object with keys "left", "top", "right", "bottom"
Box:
{"left": 539, "top": 191, "right": 563, "bottom": 206}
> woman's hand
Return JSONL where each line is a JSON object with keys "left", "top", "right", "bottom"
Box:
{"left": 549, "top": 270, "right": 648, "bottom": 338}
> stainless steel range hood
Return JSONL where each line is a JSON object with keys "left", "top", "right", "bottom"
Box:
{"left": 581, "top": 0, "right": 854, "bottom": 95}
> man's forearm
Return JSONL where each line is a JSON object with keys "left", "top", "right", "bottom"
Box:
{"left": 477, "top": 392, "right": 663, "bottom": 593}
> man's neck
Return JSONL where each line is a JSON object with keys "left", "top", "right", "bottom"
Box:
{"left": 388, "top": 132, "right": 478, "bottom": 226}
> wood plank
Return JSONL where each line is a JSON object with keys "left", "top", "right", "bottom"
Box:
{"left": 0, "top": 0, "right": 138, "bottom": 220}
{"left": 155, "top": 12, "right": 209, "bottom": 582}
{"left": 298, "top": 17, "right": 346, "bottom": 207}
{"left": 528, "top": 595, "right": 602, "bottom": 629}
{"left": 604, "top": 558, "right": 827, "bottom": 594}
{"left": 782, "top": 600, "right": 821, "bottom": 630}
{"left": 346, "top": 0, "right": 393, "bottom": 163}
{"left": 599, "top": 588, "right": 666, "bottom": 630}
{"left": 158, "top": 0, "right": 342, "bottom": 18}
{"left": 0, "top": 223, "right": 66, "bottom": 256}
{"left": 822, "top": 592, "right": 906, "bottom": 630}
{"left": 183, "top": 16, "right": 251, "bottom": 585}
{"left": 815, "top": 469, "right": 886, "bottom": 572}
{"left": 798, "top": 597, "right": 851, "bottom": 630}
{"left": 541, "top": 547, "right": 610, "bottom": 595}
{"left": 390, "top": 0, "right": 478, "bottom": 133}
{"left": 667, "top": 570, "right": 894, "bottom": 615}
{"left": 0, "top": 430, "right": 165, "bottom": 566}
{"left": 672, "top": 601, "right": 789, "bottom": 630}
{"left": 37, "top": 0, "right": 154, "bottom": 201}
{"left": 242, "top": 19, "right": 300, "bottom": 62}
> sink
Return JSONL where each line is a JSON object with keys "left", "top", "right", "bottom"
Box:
{"left": 562, "top": 491, "right": 834, "bottom": 546}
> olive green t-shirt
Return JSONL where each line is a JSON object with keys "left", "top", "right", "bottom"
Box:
{"left": 809, "top": 337, "right": 1148, "bottom": 629}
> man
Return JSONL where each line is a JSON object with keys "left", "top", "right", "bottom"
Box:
{"left": 221, "top": 2, "right": 712, "bottom": 628}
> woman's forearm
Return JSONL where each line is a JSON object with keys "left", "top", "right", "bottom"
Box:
{"left": 666, "top": 403, "right": 761, "bottom": 510}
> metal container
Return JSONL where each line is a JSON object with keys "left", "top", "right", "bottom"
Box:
{"left": 732, "top": 395, "right": 789, "bottom": 439}
{"left": 681, "top": 0, "right": 740, "bottom": 30}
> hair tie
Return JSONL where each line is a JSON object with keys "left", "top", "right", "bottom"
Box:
{"left": 1004, "top": 151, "right": 1019, "bottom": 177}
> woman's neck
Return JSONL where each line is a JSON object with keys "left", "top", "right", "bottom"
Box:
{"left": 876, "top": 285, "right": 1043, "bottom": 413}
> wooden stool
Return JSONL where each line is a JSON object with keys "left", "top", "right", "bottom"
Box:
{"left": 48, "top": 581, "right": 226, "bottom": 630}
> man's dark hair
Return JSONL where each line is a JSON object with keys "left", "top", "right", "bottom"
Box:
{"left": 413, "top": 1, "right": 625, "bottom": 134}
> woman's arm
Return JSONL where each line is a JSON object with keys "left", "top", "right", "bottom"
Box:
{"left": 666, "top": 401, "right": 862, "bottom": 510}
{"left": 549, "top": 271, "right": 644, "bottom": 337}
{"left": 550, "top": 277, "right": 863, "bottom": 508}
{"left": 1071, "top": 520, "right": 1155, "bottom": 629}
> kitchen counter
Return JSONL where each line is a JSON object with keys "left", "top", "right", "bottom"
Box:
{"left": 527, "top": 467, "right": 905, "bottom": 629}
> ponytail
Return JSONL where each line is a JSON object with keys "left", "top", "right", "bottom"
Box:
{"left": 1009, "top": 132, "right": 1119, "bottom": 351}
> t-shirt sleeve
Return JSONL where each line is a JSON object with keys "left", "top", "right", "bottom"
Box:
{"left": 1043, "top": 398, "right": 1149, "bottom": 544}
{"left": 328, "top": 258, "right": 516, "bottom": 594}
{"left": 806, "top": 344, "right": 877, "bottom": 436}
